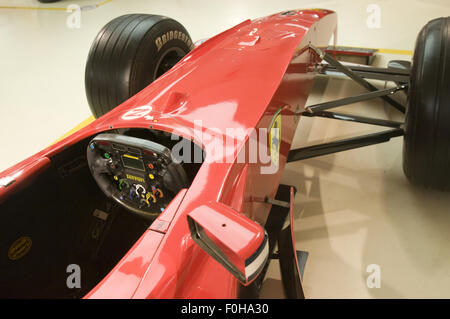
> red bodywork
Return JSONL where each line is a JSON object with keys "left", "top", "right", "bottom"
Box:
{"left": 0, "top": 9, "right": 337, "bottom": 298}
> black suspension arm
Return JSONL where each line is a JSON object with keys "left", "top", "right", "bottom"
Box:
{"left": 287, "top": 128, "right": 404, "bottom": 162}
{"left": 309, "top": 45, "right": 406, "bottom": 113}
{"left": 321, "top": 64, "right": 410, "bottom": 83}
{"left": 304, "top": 85, "right": 407, "bottom": 113}
{"left": 301, "top": 110, "right": 403, "bottom": 128}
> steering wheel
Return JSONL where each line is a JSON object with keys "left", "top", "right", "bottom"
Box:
{"left": 86, "top": 133, "right": 188, "bottom": 219}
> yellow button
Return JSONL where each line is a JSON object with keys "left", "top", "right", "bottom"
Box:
{"left": 113, "top": 176, "right": 118, "bottom": 181}
{"left": 149, "top": 174, "right": 154, "bottom": 180}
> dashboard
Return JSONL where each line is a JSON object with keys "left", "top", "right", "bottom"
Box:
{"left": 86, "top": 133, "right": 189, "bottom": 219}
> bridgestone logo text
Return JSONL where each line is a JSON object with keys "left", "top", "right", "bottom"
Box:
{"left": 155, "top": 30, "right": 193, "bottom": 51}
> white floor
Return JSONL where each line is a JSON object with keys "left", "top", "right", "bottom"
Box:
{"left": 2, "top": 0, "right": 450, "bottom": 298}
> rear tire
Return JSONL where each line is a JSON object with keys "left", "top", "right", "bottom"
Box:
{"left": 85, "top": 14, "right": 193, "bottom": 118}
{"left": 403, "top": 17, "right": 450, "bottom": 190}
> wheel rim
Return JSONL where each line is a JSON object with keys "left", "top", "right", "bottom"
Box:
{"left": 153, "top": 47, "right": 186, "bottom": 80}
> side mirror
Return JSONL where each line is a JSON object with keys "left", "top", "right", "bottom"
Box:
{"left": 187, "top": 202, "right": 268, "bottom": 286}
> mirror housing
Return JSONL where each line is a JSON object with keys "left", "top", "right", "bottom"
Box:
{"left": 187, "top": 202, "right": 268, "bottom": 285}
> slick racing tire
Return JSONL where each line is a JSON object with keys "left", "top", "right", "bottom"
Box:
{"left": 85, "top": 14, "right": 193, "bottom": 118}
{"left": 403, "top": 17, "right": 450, "bottom": 190}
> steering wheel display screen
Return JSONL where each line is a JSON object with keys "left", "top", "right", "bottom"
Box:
{"left": 122, "top": 155, "right": 145, "bottom": 171}
{"left": 87, "top": 133, "right": 188, "bottom": 219}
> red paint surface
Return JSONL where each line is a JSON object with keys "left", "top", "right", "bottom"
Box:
{"left": 0, "top": 9, "right": 337, "bottom": 298}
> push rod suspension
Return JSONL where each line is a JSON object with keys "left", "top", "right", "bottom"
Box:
{"left": 287, "top": 128, "right": 404, "bottom": 162}
{"left": 301, "top": 110, "right": 403, "bottom": 128}
{"left": 303, "top": 85, "right": 407, "bottom": 113}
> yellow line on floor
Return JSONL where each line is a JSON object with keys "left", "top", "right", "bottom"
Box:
{"left": 50, "top": 115, "right": 95, "bottom": 146}
{"left": 377, "top": 48, "right": 413, "bottom": 55}
{"left": 96, "top": 0, "right": 113, "bottom": 6}
{"left": 354, "top": 46, "right": 412, "bottom": 55}
{"left": 0, "top": 6, "right": 66, "bottom": 11}
{"left": 0, "top": 0, "right": 113, "bottom": 11}
{"left": 336, "top": 45, "right": 413, "bottom": 56}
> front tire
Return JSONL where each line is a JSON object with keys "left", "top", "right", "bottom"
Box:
{"left": 85, "top": 14, "right": 193, "bottom": 118}
{"left": 403, "top": 17, "right": 450, "bottom": 190}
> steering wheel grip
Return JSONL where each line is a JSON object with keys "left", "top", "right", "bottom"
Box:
{"left": 87, "top": 146, "right": 116, "bottom": 198}
{"left": 163, "top": 162, "right": 189, "bottom": 193}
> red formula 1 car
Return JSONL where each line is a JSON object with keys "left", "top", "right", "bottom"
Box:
{"left": 1, "top": 9, "right": 449, "bottom": 299}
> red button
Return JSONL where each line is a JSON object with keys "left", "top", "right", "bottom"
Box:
{"left": 148, "top": 163, "right": 154, "bottom": 169}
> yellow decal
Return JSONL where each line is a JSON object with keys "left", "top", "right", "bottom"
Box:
{"left": 269, "top": 110, "right": 282, "bottom": 169}
{"left": 126, "top": 174, "right": 145, "bottom": 183}
{"left": 123, "top": 154, "right": 139, "bottom": 160}
{"left": 8, "top": 236, "right": 32, "bottom": 261}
